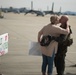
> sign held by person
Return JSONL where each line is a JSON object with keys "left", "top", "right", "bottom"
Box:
{"left": 0, "top": 33, "right": 8, "bottom": 56}
{"left": 29, "top": 41, "right": 42, "bottom": 56}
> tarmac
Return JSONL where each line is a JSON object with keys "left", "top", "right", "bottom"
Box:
{"left": 0, "top": 13, "right": 76, "bottom": 75}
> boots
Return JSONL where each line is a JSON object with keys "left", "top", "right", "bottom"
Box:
{"left": 42, "top": 72, "right": 46, "bottom": 75}
{"left": 42, "top": 72, "right": 52, "bottom": 75}
{"left": 47, "top": 73, "right": 52, "bottom": 75}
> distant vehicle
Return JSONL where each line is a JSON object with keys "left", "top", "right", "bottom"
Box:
{"left": 0, "top": 9, "right": 4, "bottom": 18}
{"left": 0, "top": 15, "right": 4, "bottom": 18}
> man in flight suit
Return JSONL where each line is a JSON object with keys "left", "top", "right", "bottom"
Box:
{"left": 54, "top": 15, "right": 73, "bottom": 75}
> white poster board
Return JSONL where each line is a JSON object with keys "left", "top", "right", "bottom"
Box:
{"left": 0, "top": 33, "right": 8, "bottom": 56}
{"left": 29, "top": 41, "right": 42, "bottom": 56}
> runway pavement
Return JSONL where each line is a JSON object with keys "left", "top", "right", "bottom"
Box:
{"left": 0, "top": 13, "right": 76, "bottom": 75}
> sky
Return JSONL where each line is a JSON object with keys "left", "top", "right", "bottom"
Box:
{"left": 0, "top": 0, "right": 76, "bottom": 12}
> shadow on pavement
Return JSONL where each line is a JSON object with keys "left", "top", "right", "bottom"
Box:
{"left": 65, "top": 73, "right": 76, "bottom": 75}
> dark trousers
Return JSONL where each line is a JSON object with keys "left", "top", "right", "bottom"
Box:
{"left": 42, "top": 51, "right": 55, "bottom": 74}
{"left": 54, "top": 54, "right": 66, "bottom": 75}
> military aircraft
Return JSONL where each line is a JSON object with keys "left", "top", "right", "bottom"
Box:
{"left": 24, "top": 9, "right": 45, "bottom": 16}
{"left": 44, "top": 2, "right": 54, "bottom": 15}
{"left": 44, "top": 2, "right": 62, "bottom": 16}
{"left": 54, "top": 6, "right": 62, "bottom": 16}
{"left": 24, "top": 1, "right": 45, "bottom": 17}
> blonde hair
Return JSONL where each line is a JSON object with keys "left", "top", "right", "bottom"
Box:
{"left": 50, "top": 15, "right": 58, "bottom": 24}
